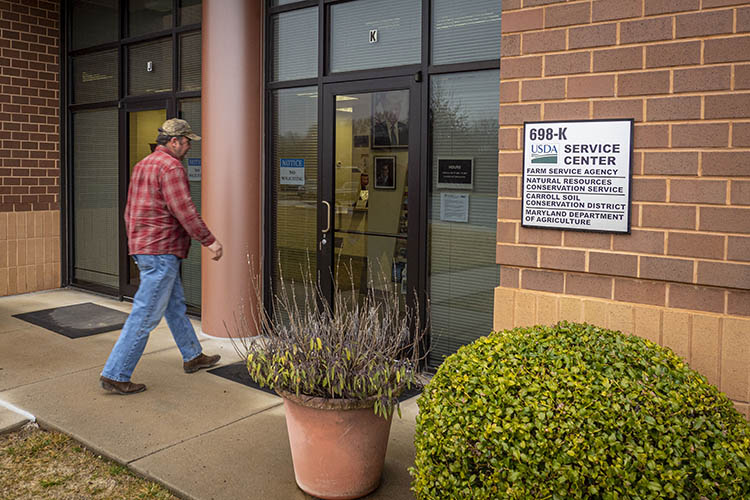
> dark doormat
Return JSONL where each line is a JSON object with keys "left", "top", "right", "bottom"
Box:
{"left": 208, "top": 361, "right": 278, "bottom": 397}
{"left": 397, "top": 385, "right": 422, "bottom": 402}
{"left": 13, "top": 302, "right": 129, "bottom": 339}
{"left": 209, "top": 361, "right": 422, "bottom": 402}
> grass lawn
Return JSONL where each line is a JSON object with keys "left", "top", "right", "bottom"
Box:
{"left": 1, "top": 423, "right": 180, "bottom": 499}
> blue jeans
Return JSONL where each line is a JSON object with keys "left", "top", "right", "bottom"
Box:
{"left": 101, "top": 254, "right": 202, "bottom": 382}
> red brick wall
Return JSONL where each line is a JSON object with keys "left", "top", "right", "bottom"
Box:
{"left": 497, "top": 0, "right": 750, "bottom": 317}
{"left": 0, "top": 0, "right": 59, "bottom": 212}
{"left": 0, "top": 0, "right": 60, "bottom": 295}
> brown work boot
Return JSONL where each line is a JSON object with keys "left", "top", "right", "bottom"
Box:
{"left": 183, "top": 353, "right": 221, "bottom": 373}
{"left": 100, "top": 376, "right": 146, "bottom": 395}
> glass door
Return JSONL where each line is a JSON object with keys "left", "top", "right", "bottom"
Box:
{"left": 120, "top": 100, "right": 172, "bottom": 298}
{"left": 320, "top": 77, "right": 422, "bottom": 306}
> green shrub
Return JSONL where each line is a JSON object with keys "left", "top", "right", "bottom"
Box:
{"left": 411, "top": 322, "right": 750, "bottom": 499}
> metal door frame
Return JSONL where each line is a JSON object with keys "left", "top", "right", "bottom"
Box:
{"left": 319, "top": 76, "right": 424, "bottom": 313}
{"left": 118, "top": 97, "right": 175, "bottom": 299}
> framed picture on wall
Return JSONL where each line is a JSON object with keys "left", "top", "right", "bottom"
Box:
{"left": 374, "top": 156, "right": 396, "bottom": 189}
{"left": 371, "top": 91, "right": 409, "bottom": 148}
{"left": 353, "top": 135, "right": 369, "bottom": 148}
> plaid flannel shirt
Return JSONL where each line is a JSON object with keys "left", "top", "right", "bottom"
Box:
{"left": 125, "top": 145, "right": 215, "bottom": 259}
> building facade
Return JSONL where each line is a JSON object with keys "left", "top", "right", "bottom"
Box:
{"left": 493, "top": 0, "right": 750, "bottom": 419}
{"left": 0, "top": 0, "right": 747, "bottom": 417}
{"left": 0, "top": 0, "right": 60, "bottom": 295}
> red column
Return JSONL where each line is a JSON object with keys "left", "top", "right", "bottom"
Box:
{"left": 201, "top": 0, "right": 262, "bottom": 337}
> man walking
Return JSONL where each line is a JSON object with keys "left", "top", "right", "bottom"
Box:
{"left": 100, "top": 118, "right": 223, "bottom": 395}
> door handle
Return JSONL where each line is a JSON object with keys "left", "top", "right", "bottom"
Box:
{"left": 320, "top": 200, "right": 331, "bottom": 250}
{"left": 322, "top": 200, "right": 331, "bottom": 233}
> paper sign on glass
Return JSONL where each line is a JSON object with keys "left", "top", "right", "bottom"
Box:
{"left": 187, "top": 158, "right": 201, "bottom": 181}
{"left": 440, "top": 193, "right": 469, "bottom": 223}
{"left": 280, "top": 158, "right": 305, "bottom": 186}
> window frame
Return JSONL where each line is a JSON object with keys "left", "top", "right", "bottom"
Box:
{"left": 264, "top": 0, "right": 502, "bottom": 365}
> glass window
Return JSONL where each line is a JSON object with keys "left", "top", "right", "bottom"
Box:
{"left": 270, "top": 7, "right": 318, "bottom": 82}
{"left": 71, "top": 0, "right": 119, "bottom": 50}
{"left": 73, "top": 108, "right": 119, "bottom": 288}
{"left": 330, "top": 0, "right": 421, "bottom": 73}
{"left": 128, "top": 0, "right": 173, "bottom": 37}
{"left": 128, "top": 38, "right": 173, "bottom": 95}
{"left": 271, "top": 87, "right": 318, "bottom": 290}
{"left": 332, "top": 90, "right": 410, "bottom": 302}
{"left": 72, "top": 50, "right": 119, "bottom": 104}
{"left": 271, "top": 0, "right": 300, "bottom": 6}
{"left": 180, "top": 32, "right": 201, "bottom": 91}
{"left": 432, "top": 0, "right": 501, "bottom": 65}
{"left": 180, "top": 99, "right": 203, "bottom": 307}
{"left": 428, "top": 70, "right": 500, "bottom": 368}
{"left": 180, "top": 0, "right": 201, "bottom": 26}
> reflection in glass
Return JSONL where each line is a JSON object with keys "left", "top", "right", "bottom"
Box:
{"left": 272, "top": 87, "right": 318, "bottom": 291}
{"left": 71, "top": 0, "right": 118, "bottom": 50}
{"left": 371, "top": 90, "right": 409, "bottom": 149}
{"left": 432, "top": 0, "right": 501, "bottom": 65}
{"left": 129, "top": 39, "right": 172, "bottom": 95}
{"left": 180, "top": 99, "right": 202, "bottom": 307}
{"left": 72, "top": 50, "right": 119, "bottom": 104}
{"left": 180, "top": 0, "right": 201, "bottom": 25}
{"left": 128, "top": 0, "right": 173, "bottom": 37}
{"left": 180, "top": 32, "right": 201, "bottom": 91}
{"left": 333, "top": 234, "right": 407, "bottom": 302}
{"left": 73, "top": 109, "right": 119, "bottom": 287}
{"left": 271, "top": 8, "right": 318, "bottom": 82}
{"left": 428, "top": 70, "right": 500, "bottom": 368}
{"left": 330, "top": 0, "right": 421, "bottom": 73}
{"left": 334, "top": 90, "right": 409, "bottom": 304}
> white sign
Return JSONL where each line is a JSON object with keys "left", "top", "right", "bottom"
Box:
{"left": 522, "top": 120, "right": 633, "bottom": 233}
{"left": 280, "top": 158, "right": 305, "bottom": 186}
{"left": 440, "top": 193, "right": 469, "bottom": 223}
{"left": 187, "top": 158, "right": 201, "bottom": 181}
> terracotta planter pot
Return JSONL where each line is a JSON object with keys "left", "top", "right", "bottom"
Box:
{"left": 278, "top": 389, "right": 394, "bottom": 500}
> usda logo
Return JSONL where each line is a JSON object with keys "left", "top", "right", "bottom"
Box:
{"left": 530, "top": 144, "right": 558, "bottom": 164}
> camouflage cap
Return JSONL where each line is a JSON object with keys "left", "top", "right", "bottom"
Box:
{"left": 159, "top": 118, "right": 201, "bottom": 141}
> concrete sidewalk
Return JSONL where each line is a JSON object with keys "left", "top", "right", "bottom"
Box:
{"left": 0, "top": 288, "right": 418, "bottom": 500}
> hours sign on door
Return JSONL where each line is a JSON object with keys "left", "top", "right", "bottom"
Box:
{"left": 521, "top": 119, "right": 633, "bottom": 233}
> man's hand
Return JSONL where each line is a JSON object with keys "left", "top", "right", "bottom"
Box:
{"left": 208, "top": 240, "right": 223, "bottom": 261}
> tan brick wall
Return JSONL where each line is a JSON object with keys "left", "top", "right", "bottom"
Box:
{"left": 0, "top": 0, "right": 60, "bottom": 295}
{"left": 494, "top": 287, "right": 750, "bottom": 419}
{"left": 0, "top": 210, "right": 60, "bottom": 294}
{"left": 497, "top": 0, "right": 750, "bottom": 320}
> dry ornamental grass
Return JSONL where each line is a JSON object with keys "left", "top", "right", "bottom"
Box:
{"left": 0, "top": 423, "right": 179, "bottom": 500}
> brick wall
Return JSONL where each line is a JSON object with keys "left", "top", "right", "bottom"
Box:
{"left": 497, "top": 0, "right": 749, "bottom": 416}
{"left": 0, "top": 0, "right": 60, "bottom": 294}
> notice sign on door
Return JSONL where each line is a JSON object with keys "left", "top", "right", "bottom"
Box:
{"left": 280, "top": 158, "right": 305, "bottom": 186}
{"left": 187, "top": 158, "right": 201, "bottom": 181}
{"left": 522, "top": 119, "right": 633, "bottom": 233}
